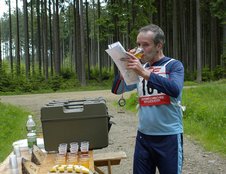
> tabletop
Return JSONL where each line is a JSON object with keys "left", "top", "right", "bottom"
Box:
{"left": 0, "top": 140, "right": 95, "bottom": 174}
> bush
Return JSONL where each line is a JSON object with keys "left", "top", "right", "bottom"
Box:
{"left": 213, "top": 65, "right": 225, "bottom": 80}
{"left": 61, "top": 68, "right": 75, "bottom": 80}
{"left": 49, "top": 75, "right": 63, "bottom": 91}
{"left": 0, "top": 72, "right": 12, "bottom": 92}
{"left": 202, "top": 67, "right": 213, "bottom": 81}
{"left": 184, "top": 70, "right": 196, "bottom": 81}
{"left": 89, "top": 66, "right": 114, "bottom": 82}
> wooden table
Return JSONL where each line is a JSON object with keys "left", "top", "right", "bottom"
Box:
{"left": 93, "top": 151, "right": 127, "bottom": 174}
{"left": 0, "top": 139, "right": 127, "bottom": 174}
{"left": 0, "top": 147, "right": 95, "bottom": 174}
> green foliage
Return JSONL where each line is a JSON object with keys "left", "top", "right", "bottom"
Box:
{"left": 0, "top": 64, "right": 113, "bottom": 94}
{"left": 213, "top": 65, "right": 225, "bottom": 80}
{"left": 48, "top": 75, "right": 63, "bottom": 92}
{"left": 95, "top": 3, "right": 131, "bottom": 41}
{"left": 61, "top": 68, "right": 75, "bottom": 80}
{"left": 182, "top": 83, "right": 226, "bottom": 156}
{"left": 129, "top": 0, "right": 157, "bottom": 46}
{"left": 0, "top": 71, "right": 12, "bottom": 92}
{"left": 202, "top": 65, "right": 226, "bottom": 81}
{"left": 95, "top": 0, "right": 156, "bottom": 44}
{"left": 89, "top": 66, "right": 114, "bottom": 82}
{"left": 95, "top": 15, "right": 114, "bottom": 41}
{"left": 202, "top": 67, "right": 213, "bottom": 81}
{"left": 0, "top": 102, "right": 29, "bottom": 162}
{"left": 185, "top": 70, "right": 196, "bottom": 81}
{"left": 209, "top": 0, "right": 226, "bottom": 21}
{"left": 125, "top": 92, "right": 138, "bottom": 112}
{"left": 185, "top": 65, "right": 226, "bottom": 82}
{"left": 0, "top": 71, "right": 49, "bottom": 93}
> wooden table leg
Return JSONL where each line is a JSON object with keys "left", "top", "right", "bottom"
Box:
{"left": 107, "top": 160, "right": 112, "bottom": 174}
{"left": 94, "top": 166, "right": 105, "bottom": 174}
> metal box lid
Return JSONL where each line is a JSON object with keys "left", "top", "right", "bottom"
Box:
{"left": 41, "top": 98, "right": 108, "bottom": 121}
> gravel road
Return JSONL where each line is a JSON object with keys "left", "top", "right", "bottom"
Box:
{"left": 1, "top": 90, "right": 226, "bottom": 174}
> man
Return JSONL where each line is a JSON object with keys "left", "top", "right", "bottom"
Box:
{"left": 112, "top": 24, "right": 184, "bottom": 174}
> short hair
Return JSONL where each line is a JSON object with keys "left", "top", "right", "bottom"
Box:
{"left": 139, "top": 24, "right": 165, "bottom": 45}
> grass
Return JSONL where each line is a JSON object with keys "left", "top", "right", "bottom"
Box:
{"left": 124, "top": 81, "right": 226, "bottom": 157}
{"left": 182, "top": 83, "right": 226, "bottom": 156}
{"left": 0, "top": 102, "right": 30, "bottom": 162}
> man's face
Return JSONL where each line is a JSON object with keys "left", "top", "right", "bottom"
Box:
{"left": 136, "top": 31, "right": 161, "bottom": 63}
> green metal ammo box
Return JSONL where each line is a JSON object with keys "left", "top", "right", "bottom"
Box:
{"left": 41, "top": 98, "right": 109, "bottom": 152}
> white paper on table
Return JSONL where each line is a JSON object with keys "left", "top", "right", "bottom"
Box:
{"left": 106, "top": 41, "right": 139, "bottom": 85}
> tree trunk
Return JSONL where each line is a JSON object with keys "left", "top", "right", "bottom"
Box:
{"left": 23, "top": 0, "right": 30, "bottom": 79}
{"left": 189, "top": 0, "right": 196, "bottom": 73}
{"left": 49, "top": 0, "right": 53, "bottom": 76}
{"left": 54, "top": 0, "right": 61, "bottom": 75}
{"left": 30, "top": 0, "right": 34, "bottom": 76}
{"left": 76, "top": 0, "right": 81, "bottom": 79}
{"left": 112, "top": 0, "right": 120, "bottom": 76}
{"left": 210, "top": 17, "right": 217, "bottom": 70}
{"left": 36, "top": 0, "right": 42, "bottom": 75}
{"left": 223, "top": 17, "right": 226, "bottom": 69}
{"left": 0, "top": 22, "right": 2, "bottom": 71}
{"left": 181, "top": 0, "right": 187, "bottom": 63}
{"left": 196, "top": 0, "right": 202, "bottom": 82}
{"left": 80, "top": 0, "right": 86, "bottom": 86}
{"left": 8, "top": 0, "right": 13, "bottom": 76}
{"left": 97, "top": 0, "right": 101, "bottom": 79}
{"left": 41, "top": 1, "right": 45, "bottom": 75}
{"left": 43, "top": 0, "right": 48, "bottom": 80}
{"left": 85, "top": 0, "right": 90, "bottom": 80}
{"left": 73, "top": 0, "right": 77, "bottom": 74}
{"left": 172, "top": 0, "right": 178, "bottom": 58}
{"left": 16, "top": 0, "right": 20, "bottom": 76}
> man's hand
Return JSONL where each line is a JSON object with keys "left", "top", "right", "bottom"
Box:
{"left": 125, "top": 52, "right": 151, "bottom": 80}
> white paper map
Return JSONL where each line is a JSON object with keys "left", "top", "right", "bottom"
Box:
{"left": 106, "top": 41, "right": 139, "bottom": 85}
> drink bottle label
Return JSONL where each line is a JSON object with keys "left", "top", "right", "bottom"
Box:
{"left": 27, "top": 133, "right": 37, "bottom": 149}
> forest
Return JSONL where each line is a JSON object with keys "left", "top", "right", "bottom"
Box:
{"left": 0, "top": 0, "right": 226, "bottom": 92}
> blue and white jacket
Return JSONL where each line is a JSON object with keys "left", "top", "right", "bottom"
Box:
{"left": 112, "top": 57, "right": 184, "bottom": 135}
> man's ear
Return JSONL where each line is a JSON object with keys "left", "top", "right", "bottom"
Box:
{"left": 157, "top": 42, "right": 163, "bottom": 50}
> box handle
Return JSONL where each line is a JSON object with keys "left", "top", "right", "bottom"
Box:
{"left": 63, "top": 105, "right": 84, "bottom": 113}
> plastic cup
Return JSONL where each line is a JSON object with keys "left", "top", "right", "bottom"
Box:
{"left": 79, "top": 154, "right": 90, "bottom": 169}
{"left": 67, "top": 153, "right": 78, "bottom": 165}
{"left": 58, "top": 143, "right": 67, "bottom": 155}
{"left": 70, "top": 147, "right": 78, "bottom": 154}
{"left": 80, "top": 141, "right": 89, "bottom": 154}
{"left": 59, "top": 143, "right": 67, "bottom": 148}
{"left": 13, "top": 144, "right": 21, "bottom": 157}
{"left": 70, "top": 142, "right": 79, "bottom": 154}
{"left": 9, "top": 154, "right": 18, "bottom": 169}
{"left": 70, "top": 142, "right": 78, "bottom": 148}
{"left": 10, "top": 168, "right": 19, "bottom": 174}
{"left": 55, "top": 154, "right": 66, "bottom": 165}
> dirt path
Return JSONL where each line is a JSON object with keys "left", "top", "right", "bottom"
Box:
{"left": 1, "top": 90, "right": 226, "bottom": 174}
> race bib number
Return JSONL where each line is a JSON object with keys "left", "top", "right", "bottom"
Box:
{"left": 138, "top": 64, "right": 171, "bottom": 106}
{"left": 139, "top": 94, "right": 170, "bottom": 106}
